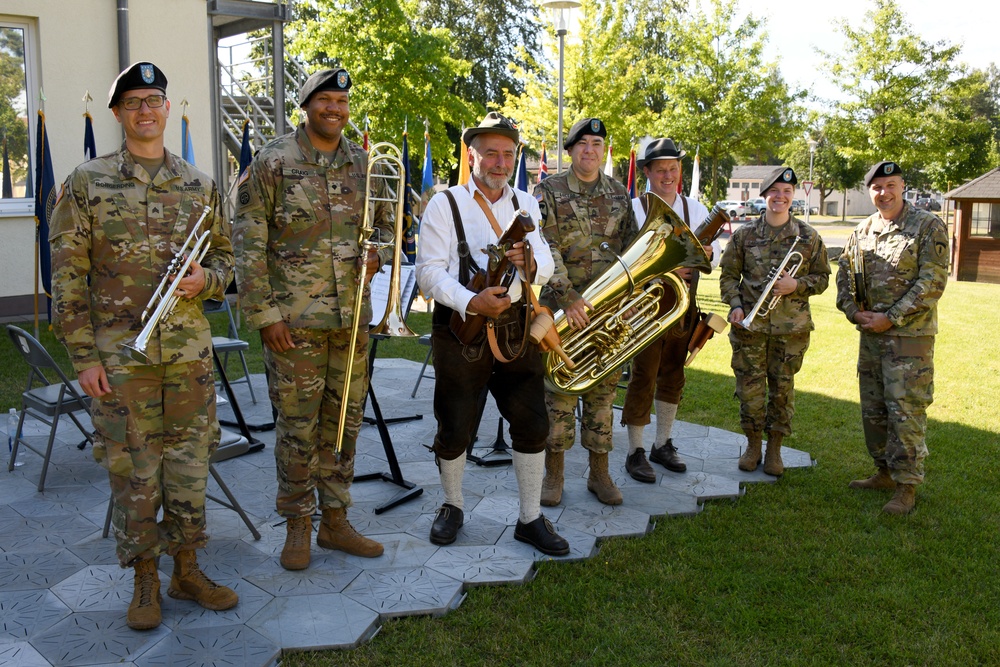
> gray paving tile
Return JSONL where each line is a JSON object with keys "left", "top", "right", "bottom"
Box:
{"left": 0, "top": 641, "right": 51, "bottom": 667}
{"left": 0, "top": 515, "right": 99, "bottom": 553}
{"left": 246, "top": 593, "right": 380, "bottom": 650}
{"left": 342, "top": 566, "right": 464, "bottom": 618}
{"left": 557, "top": 503, "right": 653, "bottom": 539}
{"left": 497, "top": 521, "right": 597, "bottom": 562}
{"left": 659, "top": 470, "right": 744, "bottom": 502}
{"left": 425, "top": 544, "right": 536, "bottom": 587}
{"left": 135, "top": 624, "right": 279, "bottom": 667}
{"left": 0, "top": 589, "right": 72, "bottom": 642}
{"left": 165, "top": 578, "right": 272, "bottom": 630}
{"left": 30, "top": 611, "right": 168, "bottom": 666}
{"left": 0, "top": 549, "right": 88, "bottom": 591}
{"left": 244, "top": 553, "right": 363, "bottom": 597}
{"left": 49, "top": 565, "right": 143, "bottom": 613}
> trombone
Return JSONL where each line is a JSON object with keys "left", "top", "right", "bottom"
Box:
{"left": 334, "top": 142, "right": 416, "bottom": 454}
{"left": 738, "top": 236, "right": 804, "bottom": 330}
{"left": 122, "top": 206, "right": 212, "bottom": 363}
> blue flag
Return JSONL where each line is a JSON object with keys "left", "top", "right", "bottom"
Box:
{"left": 238, "top": 120, "right": 252, "bottom": 175}
{"left": 83, "top": 112, "right": 97, "bottom": 161}
{"left": 402, "top": 131, "right": 416, "bottom": 263}
{"left": 421, "top": 130, "right": 433, "bottom": 193}
{"left": 181, "top": 114, "right": 195, "bottom": 165}
{"left": 515, "top": 143, "right": 528, "bottom": 191}
{"left": 34, "top": 110, "right": 55, "bottom": 321}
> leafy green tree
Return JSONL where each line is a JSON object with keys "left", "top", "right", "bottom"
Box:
{"left": 0, "top": 27, "right": 29, "bottom": 191}
{"left": 287, "top": 0, "right": 478, "bottom": 179}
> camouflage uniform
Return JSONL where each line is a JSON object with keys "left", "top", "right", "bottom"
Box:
{"left": 49, "top": 146, "right": 233, "bottom": 567}
{"left": 719, "top": 215, "right": 830, "bottom": 436}
{"left": 836, "top": 201, "right": 949, "bottom": 485}
{"left": 537, "top": 169, "right": 639, "bottom": 453}
{"left": 233, "top": 124, "right": 393, "bottom": 517}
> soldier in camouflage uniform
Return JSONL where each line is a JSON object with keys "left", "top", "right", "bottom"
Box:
{"left": 836, "top": 161, "right": 948, "bottom": 515}
{"left": 49, "top": 62, "right": 238, "bottom": 631}
{"left": 233, "top": 69, "right": 392, "bottom": 570}
{"left": 536, "top": 118, "right": 639, "bottom": 506}
{"left": 719, "top": 166, "right": 830, "bottom": 476}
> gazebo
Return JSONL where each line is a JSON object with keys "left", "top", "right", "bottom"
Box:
{"left": 944, "top": 167, "right": 1000, "bottom": 284}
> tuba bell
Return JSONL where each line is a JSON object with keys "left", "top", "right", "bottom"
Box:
{"left": 543, "top": 193, "right": 712, "bottom": 395}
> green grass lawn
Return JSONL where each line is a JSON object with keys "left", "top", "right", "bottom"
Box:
{"left": 3, "top": 270, "right": 998, "bottom": 666}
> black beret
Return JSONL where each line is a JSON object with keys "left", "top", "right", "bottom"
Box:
{"left": 759, "top": 166, "right": 798, "bottom": 195}
{"left": 638, "top": 138, "right": 686, "bottom": 169}
{"left": 463, "top": 111, "right": 519, "bottom": 145}
{"left": 108, "top": 62, "right": 167, "bottom": 108}
{"left": 299, "top": 68, "right": 352, "bottom": 107}
{"left": 864, "top": 160, "right": 903, "bottom": 186}
{"left": 564, "top": 117, "right": 607, "bottom": 149}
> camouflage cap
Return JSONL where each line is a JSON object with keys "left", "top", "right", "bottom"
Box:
{"left": 108, "top": 62, "right": 167, "bottom": 108}
{"left": 759, "top": 166, "right": 798, "bottom": 195}
{"left": 299, "top": 68, "right": 352, "bottom": 107}
{"left": 864, "top": 160, "right": 903, "bottom": 186}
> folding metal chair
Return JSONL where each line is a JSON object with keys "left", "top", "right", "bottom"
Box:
{"left": 410, "top": 333, "right": 434, "bottom": 398}
{"left": 6, "top": 325, "right": 94, "bottom": 491}
{"left": 204, "top": 298, "right": 257, "bottom": 403}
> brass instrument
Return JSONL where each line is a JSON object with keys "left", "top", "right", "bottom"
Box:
{"left": 738, "top": 236, "right": 804, "bottom": 330}
{"left": 335, "top": 141, "right": 416, "bottom": 454}
{"left": 848, "top": 236, "right": 869, "bottom": 311}
{"left": 543, "top": 193, "right": 712, "bottom": 396}
{"left": 122, "top": 206, "right": 212, "bottom": 363}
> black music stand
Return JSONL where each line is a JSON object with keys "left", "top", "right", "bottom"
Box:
{"left": 354, "top": 264, "right": 424, "bottom": 513}
{"left": 466, "top": 386, "right": 512, "bottom": 467}
{"left": 213, "top": 349, "right": 266, "bottom": 454}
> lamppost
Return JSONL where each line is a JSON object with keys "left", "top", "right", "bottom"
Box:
{"left": 542, "top": 0, "right": 580, "bottom": 173}
{"left": 806, "top": 138, "right": 818, "bottom": 225}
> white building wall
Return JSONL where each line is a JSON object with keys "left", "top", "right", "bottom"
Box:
{"left": 1, "top": 0, "right": 216, "bottom": 310}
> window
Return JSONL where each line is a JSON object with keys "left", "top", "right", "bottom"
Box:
{"left": 1, "top": 16, "right": 38, "bottom": 215}
{"left": 970, "top": 202, "right": 1000, "bottom": 238}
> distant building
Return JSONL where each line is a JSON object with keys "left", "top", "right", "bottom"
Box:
{"left": 726, "top": 165, "right": 876, "bottom": 218}
{"left": 945, "top": 167, "right": 1000, "bottom": 284}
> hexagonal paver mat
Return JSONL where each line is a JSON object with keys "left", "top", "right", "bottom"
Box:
{"left": 425, "top": 545, "right": 536, "bottom": 586}
{"left": 136, "top": 624, "right": 278, "bottom": 667}
{"left": 247, "top": 593, "right": 380, "bottom": 650}
{"left": 0, "top": 589, "right": 71, "bottom": 642}
{"left": 342, "top": 567, "right": 464, "bottom": 618}
{"left": 30, "top": 611, "right": 168, "bottom": 666}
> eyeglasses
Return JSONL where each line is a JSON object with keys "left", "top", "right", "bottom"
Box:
{"left": 119, "top": 94, "right": 166, "bottom": 110}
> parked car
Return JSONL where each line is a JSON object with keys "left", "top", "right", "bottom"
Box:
{"left": 716, "top": 200, "right": 746, "bottom": 219}
{"left": 791, "top": 199, "right": 806, "bottom": 215}
{"left": 745, "top": 197, "right": 767, "bottom": 215}
{"left": 914, "top": 197, "right": 941, "bottom": 211}
{"left": 809, "top": 205, "right": 820, "bottom": 215}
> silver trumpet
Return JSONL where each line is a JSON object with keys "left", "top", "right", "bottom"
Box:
{"left": 739, "top": 236, "right": 804, "bottom": 329}
{"left": 122, "top": 207, "right": 213, "bottom": 363}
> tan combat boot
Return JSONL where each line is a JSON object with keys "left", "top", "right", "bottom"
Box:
{"left": 317, "top": 507, "right": 384, "bottom": 558}
{"left": 280, "top": 515, "right": 313, "bottom": 571}
{"left": 168, "top": 550, "right": 238, "bottom": 611}
{"left": 763, "top": 432, "right": 784, "bottom": 476}
{"left": 541, "top": 450, "right": 564, "bottom": 507}
{"left": 882, "top": 484, "right": 916, "bottom": 515}
{"left": 738, "top": 432, "right": 763, "bottom": 472}
{"left": 849, "top": 467, "right": 896, "bottom": 490}
{"left": 127, "top": 558, "right": 162, "bottom": 631}
{"left": 586, "top": 451, "right": 623, "bottom": 505}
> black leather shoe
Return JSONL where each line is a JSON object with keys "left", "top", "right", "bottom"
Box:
{"left": 650, "top": 439, "right": 687, "bottom": 473}
{"left": 429, "top": 504, "right": 463, "bottom": 545}
{"left": 626, "top": 448, "right": 656, "bottom": 483}
{"left": 514, "top": 515, "right": 569, "bottom": 556}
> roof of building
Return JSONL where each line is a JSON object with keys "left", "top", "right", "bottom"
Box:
{"left": 731, "top": 165, "right": 782, "bottom": 181}
{"left": 945, "top": 167, "right": 1000, "bottom": 201}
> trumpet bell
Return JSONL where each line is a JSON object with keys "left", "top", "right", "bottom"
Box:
{"left": 543, "top": 192, "right": 711, "bottom": 395}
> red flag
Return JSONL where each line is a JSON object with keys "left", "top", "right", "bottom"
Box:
{"left": 626, "top": 148, "right": 636, "bottom": 198}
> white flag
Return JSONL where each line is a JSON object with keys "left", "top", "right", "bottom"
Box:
{"left": 689, "top": 148, "right": 701, "bottom": 198}
{"left": 604, "top": 141, "right": 614, "bottom": 177}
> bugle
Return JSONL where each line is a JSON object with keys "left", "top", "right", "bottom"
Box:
{"left": 738, "top": 237, "right": 804, "bottom": 330}
{"left": 334, "top": 142, "right": 416, "bottom": 455}
{"left": 543, "top": 193, "right": 711, "bottom": 396}
{"left": 122, "top": 206, "right": 212, "bottom": 363}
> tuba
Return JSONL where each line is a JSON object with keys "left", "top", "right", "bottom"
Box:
{"left": 543, "top": 193, "right": 712, "bottom": 395}
{"left": 334, "top": 142, "right": 416, "bottom": 454}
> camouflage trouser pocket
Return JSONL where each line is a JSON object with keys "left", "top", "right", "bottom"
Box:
{"left": 91, "top": 398, "right": 133, "bottom": 477}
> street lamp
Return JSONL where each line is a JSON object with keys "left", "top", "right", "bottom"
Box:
{"left": 542, "top": 0, "right": 581, "bottom": 173}
{"left": 806, "top": 138, "right": 818, "bottom": 225}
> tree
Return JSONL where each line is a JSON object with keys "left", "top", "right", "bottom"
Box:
{"left": 287, "top": 0, "right": 478, "bottom": 179}
{"left": 822, "top": 0, "right": 996, "bottom": 189}
{"left": 781, "top": 117, "right": 867, "bottom": 217}
{"left": 0, "top": 27, "right": 29, "bottom": 192}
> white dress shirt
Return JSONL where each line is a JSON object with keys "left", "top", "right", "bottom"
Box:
{"left": 632, "top": 193, "right": 722, "bottom": 269}
{"left": 416, "top": 179, "right": 554, "bottom": 319}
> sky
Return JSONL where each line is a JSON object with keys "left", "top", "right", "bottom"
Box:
{"left": 728, "top": 0, "right": 999, "bottom": 103}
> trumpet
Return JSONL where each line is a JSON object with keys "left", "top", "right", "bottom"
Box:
{"left": 122, "top": 207, "right": 212, "bottom": 363}
{"left": 738, "top": 236, "right": 803, "bottom": 330}
{"left": 334, "top": 142, "right": 416, "bottom": 454}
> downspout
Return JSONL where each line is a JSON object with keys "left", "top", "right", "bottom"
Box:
{"left": 116, "top": 0, "right": 129, "bottom": 72}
